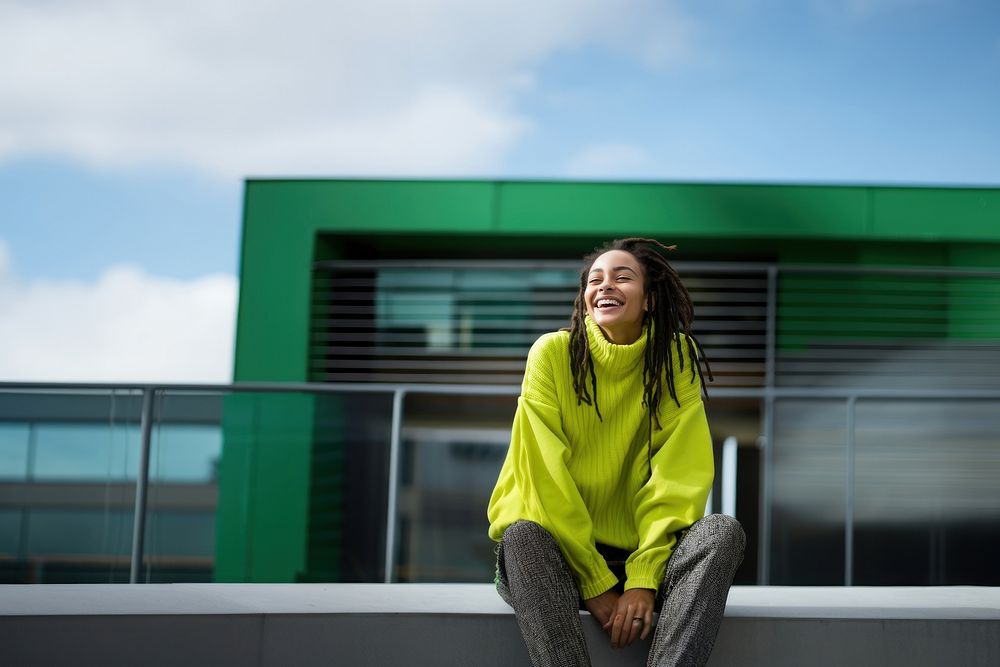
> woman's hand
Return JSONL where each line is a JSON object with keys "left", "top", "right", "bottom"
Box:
{"left": 603, "top": 588, "right": 655, "bottom": 648}
{"left": 582, "top": 589, "right": 620, "bottom": 629}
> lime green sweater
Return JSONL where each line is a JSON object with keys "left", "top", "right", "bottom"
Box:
{"left": 487, "top": 315, "right": 714, "bottom": 599}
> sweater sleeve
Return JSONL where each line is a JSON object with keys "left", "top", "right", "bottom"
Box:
{"left": 624, "top": 380, "right": 714, "bottom": 592}
{"left": 487, "top": 336, "right": 617, "bottom": 599}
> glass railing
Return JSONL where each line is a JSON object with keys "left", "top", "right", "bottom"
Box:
{"left": 767, "top": 390, "right": 1000, "bottom": 586}
{"left": 0, "top": 388, "right": 219, "bottom": 583}
{"left": 2, "top": 382, "right": 999, "bottom": 586}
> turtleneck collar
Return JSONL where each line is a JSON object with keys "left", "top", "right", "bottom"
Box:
{"left": 585, "top": 314, "right": 648, "bottom": 372}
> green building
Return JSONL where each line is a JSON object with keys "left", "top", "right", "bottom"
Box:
{"left": 218, "top": 180, "right": 1000, "bottom": 587}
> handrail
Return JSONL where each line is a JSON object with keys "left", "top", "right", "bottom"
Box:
{"left": 2, "top": 381, "right": 999, "bottom": 399}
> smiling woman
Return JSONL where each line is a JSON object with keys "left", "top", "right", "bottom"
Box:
{"left": 585, "top": 249, "right": 647, "bottom": 345}
{"left": 487, "top": 237, "right": 745, "bottom": 667}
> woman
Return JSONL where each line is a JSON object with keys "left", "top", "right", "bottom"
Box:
{"left": 487, "top": 238, "right": 745, "bottom": 667}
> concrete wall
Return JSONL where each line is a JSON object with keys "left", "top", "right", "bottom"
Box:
{"left": 2, "top": 584, "right": 998, "bottom": 666}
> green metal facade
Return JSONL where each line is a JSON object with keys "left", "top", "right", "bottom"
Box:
{"left": 220, "top": 179, "right": 1000, "bottom": 583}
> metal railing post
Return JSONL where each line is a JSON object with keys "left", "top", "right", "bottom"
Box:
{"left": 759, "top": 265, "right": 778, "bottom": 584}
{"left": 384, "top": 389, "right": 406, "bottom": 583}
{"left": 721, "top": 436, "right": 738, "bottom": 518}
{"left": 845, "top": 395, "right": 857, "bottom": 586}
{"left": 129, "top": 387, "right": 155, "bottom": 584}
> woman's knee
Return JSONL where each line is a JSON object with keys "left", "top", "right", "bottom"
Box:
{"left": 501, "top": 520, "right": 556, "bottom": 552}
{"left": 499, "top": 521, "right": 576, "bottom": 600}
{"left": 691, "top": 513, "right": 746, "bottom": 555}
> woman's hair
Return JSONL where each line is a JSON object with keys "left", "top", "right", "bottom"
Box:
{"left": 567, "top": 237, "right": 712, "bottom": 429}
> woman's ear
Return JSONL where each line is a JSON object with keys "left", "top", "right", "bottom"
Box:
{"left": 645, "top": 292, "right": 654, "bottom": 312}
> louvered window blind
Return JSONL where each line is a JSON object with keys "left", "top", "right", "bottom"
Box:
{"left": 310, "top": 260, "right": 767, "bottom": 387}
{"left": 310, "top": 261, "right": 1000, "bottom": 390}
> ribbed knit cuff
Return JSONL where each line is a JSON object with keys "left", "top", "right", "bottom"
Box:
{"left": 624, "top": 561, "right": 667, "bottom": 593}
{"left": 578, "top": 569, "right": 618, "bottom": 600}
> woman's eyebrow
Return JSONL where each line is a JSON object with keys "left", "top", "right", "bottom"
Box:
{"left": 588, "top": 265, "right": 638, "bottom": 275}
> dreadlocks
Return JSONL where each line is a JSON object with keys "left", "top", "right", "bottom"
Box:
{"left": 567, "top": 237, "right": 713, "bottom": 430}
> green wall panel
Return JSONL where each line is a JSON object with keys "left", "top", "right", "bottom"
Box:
{"left": 947, "top": 246, "right": 1000, "bottom": 340}
{"left": 214, "top": 394, "right": 255, "bottom": 582}
{"left": 496, "top": 182, "right": 871, "bottom": 238}
{"left": 234, "top": 185, "right": 316, "bottom": 382}
{"left": 216, "top": 393, "right": 315, "bottom": 582}
{"left": 871, "top": 188, "right": 1000, "bottom": 241}
{"left": 247, "top": 393, "right": 314, "bottom": 581}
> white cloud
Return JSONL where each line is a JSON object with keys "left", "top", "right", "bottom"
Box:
{"left": 564, "top": 142, "right": 659, "bottom": 178}
{"left": 0, "top": 240, "right": 237, "bottom": 382}
{"left": 0, "top": 0, "right": 695, "bottom": 179}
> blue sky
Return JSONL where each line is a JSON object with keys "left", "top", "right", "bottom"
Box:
{"left": 1, "top": 0, "right": 998, "bottom": 380}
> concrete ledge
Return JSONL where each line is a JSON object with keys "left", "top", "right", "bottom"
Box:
{"left": 1, "top": 584, "right": 998, "bottom": 666}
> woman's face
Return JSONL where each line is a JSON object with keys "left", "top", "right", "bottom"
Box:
{"left": 584, "top": 249, "right": 647, "bottom": 344}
